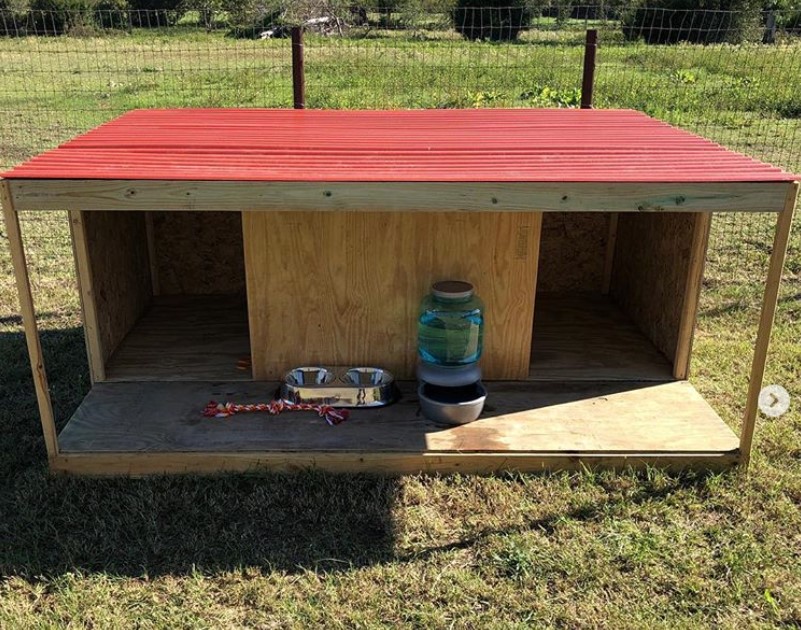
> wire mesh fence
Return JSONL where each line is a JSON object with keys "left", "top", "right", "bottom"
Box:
{"left": 1, "top": 4, "right": 799, "bottom": 303}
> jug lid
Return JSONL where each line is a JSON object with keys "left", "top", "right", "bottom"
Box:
{"left": 432, "top": 280, "right": 474, "bottom": 300}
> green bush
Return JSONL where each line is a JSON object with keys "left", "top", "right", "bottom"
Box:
{"left": 0, "top": 0, "right": 30, "bottom": 35}
{"left": 224, "top": 0, "right": 283, "bottom": 38}
{"left": 621, "top": 0, "right": 763, "bottom": 44}
{"left": 94, "top": 0, "right": 129, "bottom": 29}
{"left": 127, "top": 0, "right": 184, "bottom": 27}
{"left": 29, "top": 0, "right": 97, "bottom": 34}
{"left": 452, "top": 0, "right": 532, "bottom": 41}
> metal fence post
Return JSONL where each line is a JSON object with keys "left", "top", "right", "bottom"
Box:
{"left": 581, "top": 29, "right": 598, "bottom": 110}
{"left": 291, "top": 26, "right": 305, "bottom": 109}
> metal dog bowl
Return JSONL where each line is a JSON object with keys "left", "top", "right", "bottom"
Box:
{"left": 418, "top": 381, "right": 487, "bottom": 425}
{"left": 285, "top": 366, "right": 335, "bottom": 386}
{"left": 281, "top": 366, "right": 398, "bottom": 408}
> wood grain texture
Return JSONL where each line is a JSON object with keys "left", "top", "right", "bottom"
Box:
{"left": 69, "top": 210, "right": 105, "bottom": 382}
{"left": 144, "top": 212, "right": 160, "bottom": 296}
{"left": 83, "top": 211, "right": 152, "bottom": 364}
{"left": 151, "top": 211, "right": 246, "bottom": 295}
{"left": 673, "top": 212, "right": 712, "bottom": 379}
{"left": 8, "top": 179, "right": 788, "bottom": 214}
{"left": 57, "top": 380, "right": 739, "bottom": 457}
{"left": 537, "top": 213, "right": 608, "bottom": 292}
{"left": 244, "top": 211, "right": 542, "bottom": 380}
{"left": 740, "top": 181, "right": 799, "bottom": 467}
{"left": 51, "top": 451, "right": 739, "bottom": 476}
{"left": 105, "top": 295, "right": 251, "bottom": 381}
{"left": 1, "top": 181, "right": 59, "bottom": 457}
{"left": 528, "top": 294, "right": 673, "bottom": 381}
{"left": 602, "top": 213, "right": 619, "bottom": 295}
{"left": 610, "top": 212, "right": 700, "bottom": 369}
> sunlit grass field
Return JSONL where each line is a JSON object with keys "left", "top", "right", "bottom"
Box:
{"left": 0, "top": 23, "right": 800, "bottom": 627}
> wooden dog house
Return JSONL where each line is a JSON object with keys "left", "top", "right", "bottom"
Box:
{"left": 2, "top": 108, "right": 797, "bottom": 475}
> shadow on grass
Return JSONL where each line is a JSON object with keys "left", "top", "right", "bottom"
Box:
{"left": 699, "top": 290, "right": 801, "bottom": 318}
{"left": 0, "top": 326, "right": 714, "bottom": 579}
{"left": 0, "top": 326, "right": 400, "bottom": 577}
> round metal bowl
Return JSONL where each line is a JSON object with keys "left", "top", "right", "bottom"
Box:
{"left": 343, "top": 367, "right": 392, "bottom": 386}
{"left": 284, "top": 366, "right": 335, "bottom": 386}
{"left": 418, "top": 381, "right": 487, "bottom": 426}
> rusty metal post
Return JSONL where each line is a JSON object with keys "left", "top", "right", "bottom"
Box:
{"left": 581, "top": 29, "right": 598, "bottom": 110}
{"left": 291, "top": 26, "right": 305, "bottom": 109}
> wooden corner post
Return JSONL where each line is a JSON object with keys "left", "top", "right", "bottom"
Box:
{"left": 1, "top": 180, "right": 59, "bottom": 459}
{"left": 739, "top": 181, "right": 799, "bottom": 468}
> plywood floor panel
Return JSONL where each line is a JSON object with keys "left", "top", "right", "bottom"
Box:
{"left": 105, "top": 295, "right": 251, "bottom": 381}
{"left": 529, "top": 294, "right": 673, "bottom": 381}
{"left": 58, "top": 380, "right": 739, "bottom": 455}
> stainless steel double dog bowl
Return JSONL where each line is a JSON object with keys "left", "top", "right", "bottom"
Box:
{"left": 281, "top": 366, "right": 398, "bottom": 407}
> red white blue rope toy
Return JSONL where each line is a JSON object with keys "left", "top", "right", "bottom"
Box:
{"left": 202, "top": 400, "right": 349, "bottom": 426}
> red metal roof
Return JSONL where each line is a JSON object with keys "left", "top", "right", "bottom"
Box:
{"left": 2, "top": 108, "right": 796, "bottom": 183}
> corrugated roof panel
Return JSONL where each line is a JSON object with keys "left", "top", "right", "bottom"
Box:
{"left": 2, "top": 108, "right": 796, "bottom": 183}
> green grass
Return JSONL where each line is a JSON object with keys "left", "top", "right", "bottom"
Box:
{"left": 1, "top": 24, "right": 801, "bottom": 627}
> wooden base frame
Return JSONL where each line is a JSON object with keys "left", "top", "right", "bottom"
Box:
{"left": 50, "top": 452, "right": 740, "bottom": 477}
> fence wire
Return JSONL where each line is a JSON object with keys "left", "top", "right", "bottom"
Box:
{"left": 0, "top": 5, "right": 799, "bottom": 300}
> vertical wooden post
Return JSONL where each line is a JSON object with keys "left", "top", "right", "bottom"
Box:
{"left": 69, "top": 210, "right": 106, "bottom": 383}
{"left": 739, "top": 181, "right": 799, "bottom": 468}
{"left": 581, "top": 29, "right": 598, "bottom": 110}
{"left": 1, "top": 180, "right": 59, "bottom": 459}
{"left": 673, "top": 212, "right": 712, "bottom": 379}
{"left": 291, "top": 26, "right": 305, "bottom": 110}
{"left": 601, "top": 212, "right": 619, "bottom": 294}
{"left": 144, "top": 212, "right": 160, "bottom": 296}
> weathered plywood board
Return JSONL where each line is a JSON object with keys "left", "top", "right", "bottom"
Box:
{"left": 537, "top": 213, "right": 610, "bottom": 292}
{"left": 529, "top": 294, "right": 673, "bottom": 381}
{"left": 244, "top": 211, "right": 542, "bottom": 380}
{"left": 8, "top": 179, "right": 788, "bottom": 214}
{"left": 56, "top": 380, "right": 739, "bottom": 455}
{"left": 151, "top": 211, "right": 246, "bottom": 295}
{"left": 610, "top": 212, "right": 702, "bottom": 369}
{"left": 105, "top": 295, "right": 251, "bottom": 381}
{"left": 82, "top": 211, "right": 152, "bottom": 364}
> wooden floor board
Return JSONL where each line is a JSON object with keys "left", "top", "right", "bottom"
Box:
{"left": 529, "top": 293, "right": 673, "bottom": 381}
{"left": 105, "top": 295, "right": 251, "bottom": 381}
{"left": 58, "top": 380, "right": 739, "bottom": 456}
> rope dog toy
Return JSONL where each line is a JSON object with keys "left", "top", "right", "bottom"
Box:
{"left": 202, "top": 400, "right": 349, "bottom": 426}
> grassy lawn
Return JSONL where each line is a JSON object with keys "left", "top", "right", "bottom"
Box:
{"left": 1, "top": 24, "right": 800, "bottom": 627}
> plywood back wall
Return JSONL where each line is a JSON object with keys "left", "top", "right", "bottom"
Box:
{"left": 610, "top": 212, "right": 698, "bottom": 366}
{"left": 536, "top": 213, "right": 609, "bottom": 293}
{"left": 244, "top": 211, "right": 542, "bottom": 380}
{"left": 83, "top": 211, "right": 152, "bottom": 363}
{"left": 152, "top": 212, "right": 246, "bottom": 295}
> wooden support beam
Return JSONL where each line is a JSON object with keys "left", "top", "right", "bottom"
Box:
{"left": 144, "top": 212, "right": 160, "bottom": 296}
{"left": 673, "top": 212, "right": 712, "bottom": 379}
{"left": 601, "top": 212, "right": 618, "bottom": 294}
{"left": 68, "top": 210, "right": 106, "bottom": 382}
{"left": 739, "top": 181, "right": 799, "bottom": 468}
{"left": 7, "top": 179, "right": 789, "bottom": 214}
{"left": 1, "top": 180, "right": 59, "bottom": 458}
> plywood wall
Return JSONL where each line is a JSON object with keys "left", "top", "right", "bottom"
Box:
{"left": 244, "top": 211, "right": 542, "bottom": 380}
{"left": 610, "top": 212, "right": 700, "bottom": 367}
{"left": 82, "top": 211, "right": 152, "bottom": 363}
{"left": 536, "top": 213, "right": 610, "bottom": 293}
{"left": 151, "top": 211, "right": 246, "bottom": 295}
